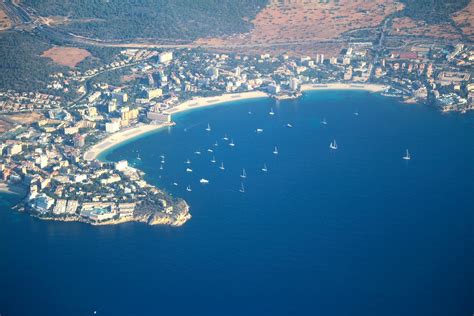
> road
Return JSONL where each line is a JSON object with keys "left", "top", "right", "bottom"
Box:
{"left": 2, "top": 0, "right": 468, "bottom": 52}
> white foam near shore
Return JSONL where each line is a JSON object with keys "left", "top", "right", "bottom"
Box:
{"left": 301, "top": 83, "right": 387, "bottom": 92}
{"left": 83, "top": 84, "right": 386, "bottom": 161}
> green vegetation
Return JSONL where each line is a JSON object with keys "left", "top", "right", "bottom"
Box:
{"left": 21, "top": 0, "right": 268, "bottom": 40}
{"left": 398, "top": 0, "right": 470, "bottom": 23}
{"left": 0, "top": 32, "right": 65, "bottom": 92}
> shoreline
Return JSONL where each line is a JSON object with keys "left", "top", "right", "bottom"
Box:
{"left": 83, "top": 122, "right": 172, "bottom": 161}
{"left": 301, "top": 83, "right": 388, "bottom": 92}
{"left": 84, "top": 83, "right": 386, "bottom": 161}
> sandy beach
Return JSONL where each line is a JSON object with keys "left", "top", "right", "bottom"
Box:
{"left": 84, "top": 123, "right": 169, "bottom": 160}
{"left": 84, "top": 84, "right": 386, "bottom": 160}
{"left": 84, "top": 91, "right": 268, "bottom": 160}
{"left": 163, "top": 91, "right": 269, "bottom": 115}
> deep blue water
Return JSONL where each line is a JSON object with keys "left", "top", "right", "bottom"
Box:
{"left": 1, "top": 91, "right": 473, "bottom": 316}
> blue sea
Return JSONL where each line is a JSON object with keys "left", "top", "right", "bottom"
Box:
{"left": 1, "top": 91, "right": 473, "bottom": 316}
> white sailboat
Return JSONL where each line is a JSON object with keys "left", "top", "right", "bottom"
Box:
{"left": 219, "top": 162, "right": 225, "bottom": 170}
{"left": 207, "top": 148, "right": 213, "bottom": 153}
{"left": 206, "top": 123, "right": 211, "bottom": 132}
{"left": 185, "top": 159, "right": 191, "bottom": 164}
{"left": 239, "top": 182, "right": 245, "bottom": 193}
{"left": 200, "top": 178, "right": 209, "bottom": 184}
{"left": 186, "top": 185, "right": 192, "bottom": 192}
{"left": 194, "top": 150, "right": 201, "bottom": 155}
{"left": 403, "top": 149, "right": 411, "bottom": 160}
{"left": 262, "top": 164, "right": 268, "bottom": 172}
{"left": 269, "top": 108, "right": 275, "bottom": 115}
{"left": 273, "top": 146, "right": 279, "bottom": 155}
{"left": 321, "top": 118, "right": 327, "bottom": 125}
{"left": 240, "top": 168, "right": 247, "bottom": 179}
{"left": 186, "top": 168, "right": 193, "bottom": 173}
{"left": 211, "top": 156, "right": 216, "bottom": 163}
{"left": 329, "top": 140, "right": 338, "bottom": 150}
{"left": 229, "top": 139, "right": 235, "bottom": 147}
{"left": 160, "top": 164, "right": 164, "bottom": 170}
{"left": 223, "top": 134, "right": 229, "bottom": 141}
{"left": 214, "top": 141, "right": 219, "bottom": 147}
{"left": 137, "top": 153, "right": 141, "bottom": 161}
{"left": 286, "top": 123, "right": 293, "bottom": 128}
{"left": 256, "top": 128, "right": 264, "bottom": 133}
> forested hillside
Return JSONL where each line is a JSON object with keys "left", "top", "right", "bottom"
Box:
{"left": 22, "top": 0, "right": 268, "bottom": 40}
{"left": 0, "top": 32, "right": 65, "bottom": 91}
{"left": 398, "top": 0, "right": 471, "bottom": 23}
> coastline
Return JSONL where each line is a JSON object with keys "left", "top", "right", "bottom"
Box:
{"left": 83, "top": 122, "right": 172, "bottom": 161}
{"left": 301, "top": 83, "right": 388, "bottom": 92}
{"left": 84, "top": 91, "right": 268, "bottom": 161}
{"left": 84, "top": 83, "right": 386, "bottom": 161}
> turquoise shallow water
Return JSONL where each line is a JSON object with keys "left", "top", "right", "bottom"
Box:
{"left": 1, "top": 91, "right": 473, "bottom": 316}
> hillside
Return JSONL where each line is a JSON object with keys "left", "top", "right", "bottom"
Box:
{"left": 21, "top": 0, "right": 268, "bottom": 41}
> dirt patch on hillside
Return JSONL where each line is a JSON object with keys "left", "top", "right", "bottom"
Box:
{"left": 452, "top": 0, "right": 474, "bottom": 40}
{"left": 195, "top": 0, "right": 403, "bottom": 56}
{"left": 0, "top": 112, "right": 43, "bottom": 134}
{"left": 42, "top": 46, "right": 91, "bottom": 67}
{"left": 0, "top": 9, "right": 12, "bottom": 30}
{"left": 7, "top": 112, "right": 43, "bottom": 125}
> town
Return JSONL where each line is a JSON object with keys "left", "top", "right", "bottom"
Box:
{"left": 1, "top": 42, "right": 473, "bottom": 226}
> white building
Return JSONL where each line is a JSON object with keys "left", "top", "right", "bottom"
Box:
{"left": 35, "top": 194, "right": 55, "bottom": 213}
{"left": 53, "top": 199, "right": 67, "bottom": 215}
{"left": 105, "top": 119, "right": 121, "bottom": 133}
{"left": 159, "top": 51, "right": 173, "bottom": 63}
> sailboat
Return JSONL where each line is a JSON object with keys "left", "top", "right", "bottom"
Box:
{"left": 354, "top": 110, "right": 359, "bottom": 116}
{"left": 214, "top": 141, "right": 219, "bottom": 147}
{"left": 160, "top": 154, "right": 166, "bottom": 159}
{"left": 223, "top": 134, "right": 229, "bottom": 141}
{"left": 186, "top": 185, "right": 192, "bottom": 192}
{"left": 137, "top": 153, "right": 141, "bottom": 161}
{"left": 330, "top": 140, "right": 338, "bottom": 150}
{"left": 186, "top": 168, "right": 193, "bottom": 173}
{"left": 273, "top": 146, "right": 279, "bottom": 155}
{"left": 160, "top": 164, "right": 164, "bottom": 170}
{"left": 206, "top": 123, "right": 211, "bottom": 132}
{"left": 239, "top": 182, "right": 245, "bottom": 193}
{"left": 219, "top": 162, "right": 225, "bottom": 170}
{"left": 262, "top": 164, "right": 268, "bottom": 172}
{"left": 403, "top": 149, "right": 411, "bottom": 160}
{"left": 211, "top": 156, "right": 216, "bottom": 163}
{"left": 194, "top": 150, "right": 201, "bottom": 155}
{"left": 321, "top": 118, "right": 327, "bottom": 125}
{"left": 185, "top": 159, "right": 191, "bottom": 164}
{"left": 200, "top": 178, "right": 209, "bottom": 184}
{"left": 240, "top": 168, "right": 247, "bottom": 179}
{"left": 229, "top": 139, "right": 235, "bottom": 147}
{"left": 269, "top": 108, "right": 275, "bottom": 115}
{"left": 207, "top": 148, "right": 213, "bottom": 153}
